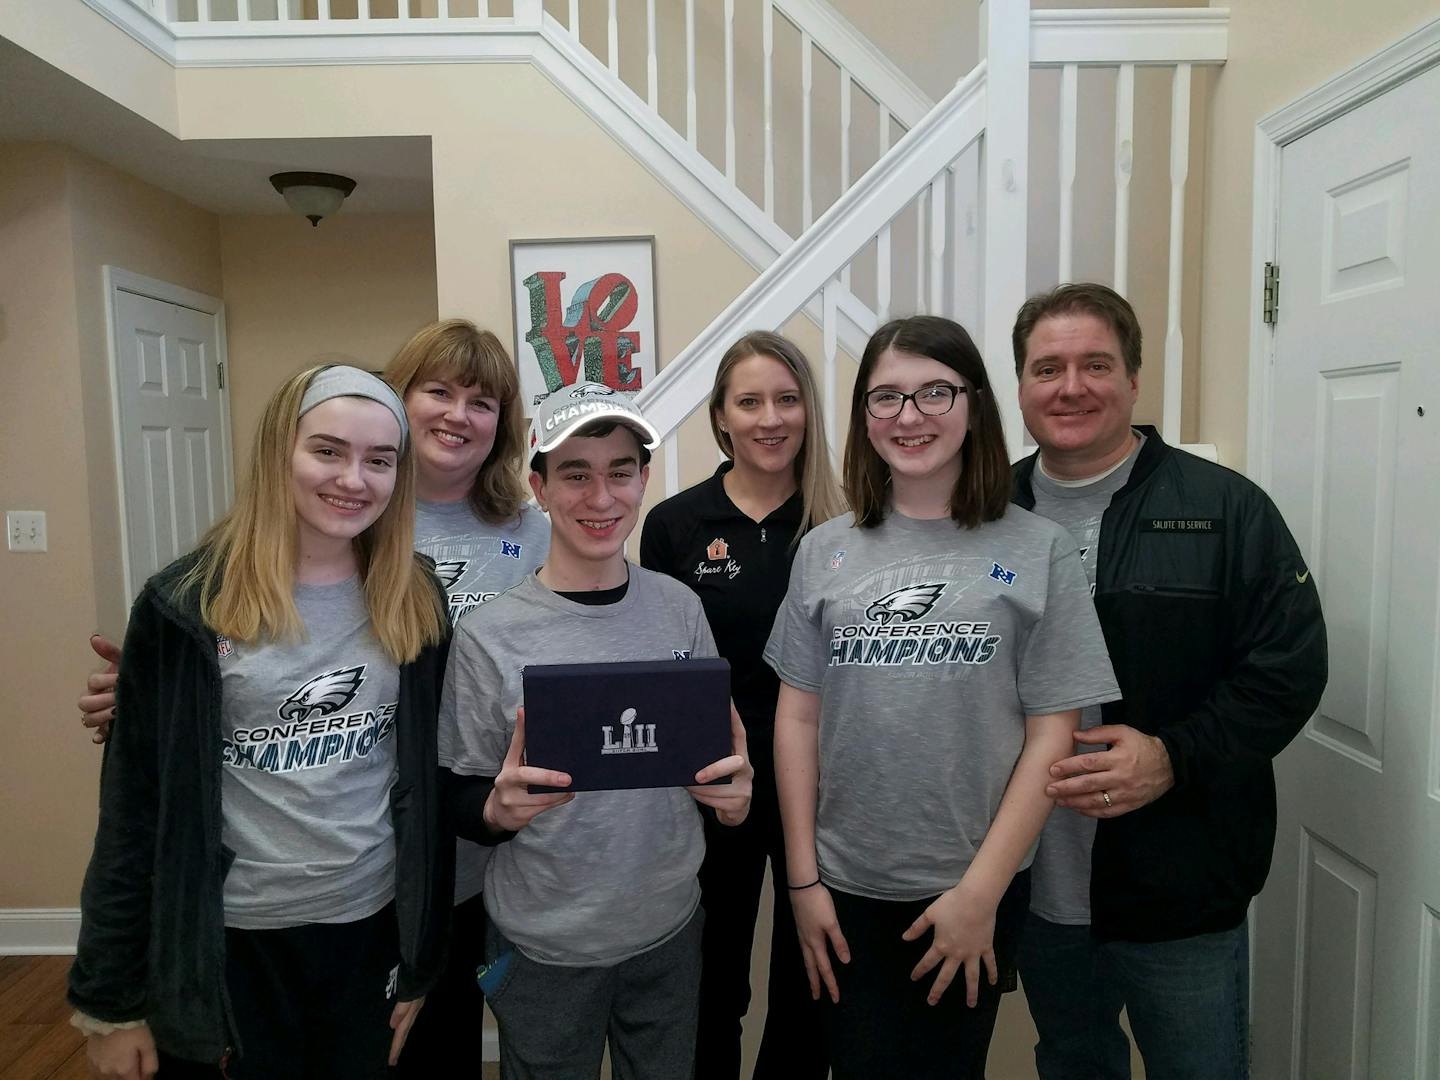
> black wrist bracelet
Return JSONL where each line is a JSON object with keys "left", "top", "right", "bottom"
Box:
{"left": 787, "top": 877, "right": 822, "bottom": 891}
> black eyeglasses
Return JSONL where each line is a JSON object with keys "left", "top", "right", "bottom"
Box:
{"left": 863, "top": 382, "right": 971, "bottom": 420}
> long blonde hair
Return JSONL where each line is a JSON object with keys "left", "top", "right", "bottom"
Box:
{"left": 180, "top": 365, "right": 446, "bottom": 664}
{"left": 708, "top": 331, "right": 844, "bottom": 540}
{"left": 382, "top": 320, "right": 528, "bottom": 524}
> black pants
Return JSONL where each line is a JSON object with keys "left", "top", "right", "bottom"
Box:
{"left": 822, "top": 872, "right": 1031, "bottom": 1080}
{"left": 695, "top": 726, "right": 828, "bottom": 1080}
{"left": 160, "top": 903, "right": 399, "bottom": 1079}
{"left": 392, "top": 892, "right": 487, "bottom": 1077}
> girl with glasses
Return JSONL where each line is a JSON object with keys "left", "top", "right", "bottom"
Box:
{"left": 764, "top": 316, "right": 1120, "bottom": 1078}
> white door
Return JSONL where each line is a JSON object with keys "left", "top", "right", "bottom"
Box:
{"left": 1254, "top": 62, "right": 1440, "bottom": 1079}
{"left": 110, "top": 277, "right": 232, "bottom": 604}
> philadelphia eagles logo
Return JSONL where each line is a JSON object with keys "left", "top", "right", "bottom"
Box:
{"left": 277, "top": 666, "right": 366, "bottom": 722}
{"left": 865, "top": 582, "right": 947, "bottom": 625}
{"left": 433, "top": 559, "right": 468, "bottom": 590}
{"left": 572, "top": 384, "right": 616, "bottom": 397}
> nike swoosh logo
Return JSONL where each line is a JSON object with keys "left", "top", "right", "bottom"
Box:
{"left": 1296, "top": 570, "right": 1310, "bottom": 584}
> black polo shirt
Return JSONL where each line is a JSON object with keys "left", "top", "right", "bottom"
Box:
{"left": 639, "top": 462, "right": 803, "bottom": 729}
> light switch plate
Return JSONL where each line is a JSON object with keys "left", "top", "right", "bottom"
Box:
{"left": 7, "top": 510, "right": 47, "bottom": 553}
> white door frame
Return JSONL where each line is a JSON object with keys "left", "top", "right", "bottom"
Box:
{"left": 1246, "top": 14, "right": 1440, "bottom": 489}
{"left": 102, "top": 265, "right": 234, "bottom": 607}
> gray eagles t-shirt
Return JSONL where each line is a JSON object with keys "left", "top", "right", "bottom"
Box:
{"left": 1027, "top": 435, "right": 1142, "bottom": 924}
{"left": 764, "top": 505, "right": 1120, "bottom": 902}
{"left": 415, "top": 499, "right": 549, "bottom": 904}
{"left": 439, "top": 566, "right": 718, "bottom": 966}
{"left": 219, "top": 576, "right": 399, "bottom": 929}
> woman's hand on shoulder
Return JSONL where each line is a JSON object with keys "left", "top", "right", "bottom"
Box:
{"left": 901, "top": 879, "right": 999, "bottom": 1007}
{"left": 86, "top": 1024, "right": 157, "bottom": 1080}
{"left": 79, "top": 634, "right": 122, "bottom": 745}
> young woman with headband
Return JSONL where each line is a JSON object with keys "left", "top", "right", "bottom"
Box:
{"left": 77, "top": 321, "right": 550, "bottom": 1074}
{"left": 69, "top": 366, "right": 450, "bottom": 1079}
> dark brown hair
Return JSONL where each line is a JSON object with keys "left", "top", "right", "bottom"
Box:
{"left": 529, "top": 420, "right": 652, "bottom": 477}
{"left": 843, "top": 316, "right": 1010, "bottom": 530}
{"left": 1011, "top": 282, "right": 1143, "bottom": 378}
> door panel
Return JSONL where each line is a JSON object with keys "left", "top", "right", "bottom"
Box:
{"left": 113, "top": 288, "right": 230, "bottom": 603}
{"left": 1255, "top": 61, "right": 1440, "bottom": 1078}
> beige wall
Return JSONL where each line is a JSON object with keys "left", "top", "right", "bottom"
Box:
{"left": 67, "top": 151, "right": 225, "bottom": 638}
{"left": 1196, "top": 0, "right": 1437, "bottom": 465}
{"left": 218, "top": 212, "right": 438, "bottom": 476}
{"left": 0, "top": 0, "right": 179, "bottom": 134}
{"left": 0, "top": 142, "right": 222, "bottom": 907}
{"left": 175, "top": 60, "right": 838, "bottom": 509}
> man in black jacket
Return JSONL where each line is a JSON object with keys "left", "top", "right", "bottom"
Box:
{"left": 1009, "top": 283, "right": 1327, "bottom": 1080}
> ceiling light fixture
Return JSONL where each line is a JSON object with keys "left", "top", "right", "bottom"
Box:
{"left": 269, "top": 171, "right": 357, "bottom": 227}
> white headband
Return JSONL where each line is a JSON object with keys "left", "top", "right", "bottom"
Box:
{"left": 298, "top": 366, "right": 409, "bottom": 451}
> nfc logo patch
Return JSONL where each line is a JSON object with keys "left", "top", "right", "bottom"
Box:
{"left": 989, "top": 563, "right": 1017, "bottom": 587}
{"left": 500, "top": 541, "right": 522, "bottom": 559}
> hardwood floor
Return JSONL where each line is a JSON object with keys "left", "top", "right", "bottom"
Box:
{"left": 0, "top": 956, "right": 88, "bottom": 1080}
{"left": 0, "top": 956, "right": 506, "bottom": 1080}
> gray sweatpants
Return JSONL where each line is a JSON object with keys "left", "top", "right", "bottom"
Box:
{"left": 483, "top": 909, "right": 703, "bottom": 1080}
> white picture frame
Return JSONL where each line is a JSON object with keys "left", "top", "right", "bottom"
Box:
{"left": 510, "top": 235, "right": 659, "bottom": 412}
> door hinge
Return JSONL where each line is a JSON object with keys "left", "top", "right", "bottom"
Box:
{"left": 217, "top": 361, "right": 225, "bottom": 390}
{"left": 1262, "top": 262, "right": 1280, "bottom": 326}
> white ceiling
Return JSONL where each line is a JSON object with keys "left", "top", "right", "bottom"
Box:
{"left": 0, "top": 37, "right": 433, "bottom": 216}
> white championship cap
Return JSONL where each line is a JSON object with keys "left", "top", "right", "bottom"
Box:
{"left": 527, "top": 381, "right": 662, "bottom": 458}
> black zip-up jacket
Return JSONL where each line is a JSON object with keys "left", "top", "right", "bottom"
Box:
{"left": 1013, "top": 427, "right": 1327, "bottom": 943}
{"left": 639, "top": 462, "right": 802, "bottom": 730}
{"left": 67, "top": 550, "right": 453, "bottom": 1065}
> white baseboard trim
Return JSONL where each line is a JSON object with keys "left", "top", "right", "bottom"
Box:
{"left": 0, "top": 908, "right": 81, "bottom": 955}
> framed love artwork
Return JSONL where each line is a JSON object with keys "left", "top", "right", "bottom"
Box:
{"left": 509, "top": 236, "right": 658, "bottom": 412}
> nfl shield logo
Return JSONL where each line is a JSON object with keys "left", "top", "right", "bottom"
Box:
{"left": 216, "top": 636, "right": 233, "bottom": 658}
{"left": 830, "top": 549, "right": 846, "bottom": 570}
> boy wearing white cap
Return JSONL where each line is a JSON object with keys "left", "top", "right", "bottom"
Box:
{"left": 439, "top": 383, "right": 753, "bottom": 1080}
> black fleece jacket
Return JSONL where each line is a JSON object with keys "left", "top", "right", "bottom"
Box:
{"left": 1013, "top": 427, "right": 1328, "bottom": 942}
{"left": 67, "top": 550, "right": 452, "bottom": 1066}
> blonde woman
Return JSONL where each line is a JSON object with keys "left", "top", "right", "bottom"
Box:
{"left": 77, "top": 322, "right": 549, "bottom": 1074}
{"left": 640, "top": 331, "right": 842, "bottom": 1080}
{"left": 380, "top": 319, "right": 549, "bottom": 1073}
{"left": 69, "top": 366, "right": 450, "bottom": 1080}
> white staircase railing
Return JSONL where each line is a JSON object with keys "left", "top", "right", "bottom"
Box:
{"left": 92, "top": 1, "right": 1227, "bottom": 478}
{"left": 638, "top": 60, "right": 986, "bottom": 493}
{"left": 109, "top": 0, "right": 940, "bottom": 353}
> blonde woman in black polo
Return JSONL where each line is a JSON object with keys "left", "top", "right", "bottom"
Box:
{"left": 640, "top": 331, "right": 841, "bottom": 1080}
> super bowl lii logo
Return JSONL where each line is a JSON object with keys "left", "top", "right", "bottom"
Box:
{"left": 523, "top": 271, "right": 643, "bottom": 400}
{"left": 601, "top": 707, "right": 659, "bottom": 755}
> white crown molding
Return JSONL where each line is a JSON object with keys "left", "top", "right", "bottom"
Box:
{"left": 638, "top": 63, "right": 988, "bottom": 439}
{"left": 1257, "top": 12, "right": 1440, "bottom": 145}
{"left": 0, "top": 909, "right": 81, "bottom": 955}
{"left": 1031, "top": 7, "right": 1228, "bottom": 65}
{"left": 78, "top": 0, "right": 178, "bottom": 63}
{"left": 1246, "top": 13, "right": 1440, "bottom": 486}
